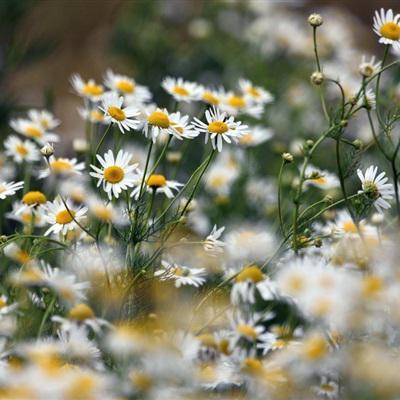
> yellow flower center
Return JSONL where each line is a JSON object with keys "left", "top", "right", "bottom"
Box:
{"left": 173, "top": 86, "right": 189, "bottom": 96}
{"left": 107, "top": 106, "right": 126, "bottom": 121}
{"left": 247, "top": 86, "right": 260, "bottom": 98}
{"left": 22, "top": 191, "right": 47, "bottom": 205}
{"left": 116, "top": 79, "right": 135, "bottom": 94}
{"left": 312, "top": 176, "right": 327, "bottom": 185}
{"left": 239, "top": 134, "right": 252, "bottom": 145}
{"left": 147, "top": 174, "right": 166, "bottom": 188}
{"left": 208, "top": 121, "right": 229, "bottom": 134}
{"left": 16, "top": 144, "right": 28, "bottom": 156}
{"left": 197, "top": 334, "right": 218, "bottom": 349}
{"left": 236, "top": 265, "right": 264, "bottom": 283}
{"left": 285, "top": 274, "right": 305, "bottom": 294}
{"left": 219, "top": 338, "right": 231, "bottom": 355}
{"left": 82, "top": 83, "right": 103, "bottom": 96}
{"left": 228, "top": 95, "right": 246, "bottom": 108}
{"left": 242, "top": 358, "right": 263, "bottom": 375}
{"left": 380, "top": 22, "right": 400, "bottom": 40}
{"left": 68, "top": 303, "right": 95, "bottom": 321}
{"left": 147, "top": 111, "right": 170, "bottom": 128}
{"left": 202, "top": 91, "right": 220, "bottom": 105}
{"left": 66, "top": 374, "right": 97, "bottom": 400}
{"left": 16, "top": 249, "right": 31, "bottom": 264}
{"left": 90, "top": 110, "right": 104, "bottom": 122}
{"left": 130, "top": 372, "right": 153, "bottom": 392}
{"left": 303, "top": 335, "right": 328, "bottom": 360}
{"left": 104, "top": 165, "right": 125, "bottom": 183}
{"left": 237, "top": 324, "right": 258, "bottom": 339}
{"left": 342, "top": 220, "right": 357, "bottom": 233}
{"left": 362, "top": 275, "right": 384, "bottom": 298}
{"left": 50, "top": 159, "right": 73, "bottom": 172}
{"left": 55, "top": 209, "right": 75, "bottom": 225}
{"left": 93, "top": 206, "right": 113, "bottom": 222}
{"left": 25, "top": 126, "right": 43, "bottom": 138}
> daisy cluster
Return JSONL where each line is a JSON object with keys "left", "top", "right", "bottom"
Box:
{"left": 0, "top": 6, "right": 399, "bottom": 400}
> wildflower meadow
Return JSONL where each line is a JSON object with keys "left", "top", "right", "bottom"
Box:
{"left": 1, "top": 1, "right": 400, "bottom": 399}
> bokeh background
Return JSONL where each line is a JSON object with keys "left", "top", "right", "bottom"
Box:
{"left": 0, "top": 0, "right": 398, "bottom": 146}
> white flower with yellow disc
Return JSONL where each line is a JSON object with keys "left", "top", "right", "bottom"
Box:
{"left": 162, "top": 76, "right": 202, "bottom": 103}
{"left": 71, "top": 73, "right": 104, "bottom": 101}
{"left": 99, "top": 92, "right": 140, "bottom": 133}
{"left": 4, "top": 135, "right": 40, "bottom": 164}
{"left": 43, "top": 197, "right": 88, "bottom": 236}
{"left": 373, "top": 8, "right": 400, "bottom": 45}
{"left": 90, "top": 149, "right": 138, "bottom": 200}
{"left": 10, "top": 118, "right": 59, "bottom": 144}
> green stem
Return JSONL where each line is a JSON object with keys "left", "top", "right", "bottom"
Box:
{"left": 37, "top": 295, "right": 56, "bottom": 338}
{"left": 92, "top": 123, "right": 112, "bottom": 165}
{"left": 277, "top": 159, "right": 286, "bottom": 236}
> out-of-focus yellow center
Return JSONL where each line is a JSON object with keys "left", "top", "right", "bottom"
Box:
{"left": 242, "top": 358, "right": 263, "bottom": 375}
{"left": 0, "top": 298, "right": 7, "bottom": 309}
{"left": 173, "top": 86, "right": 189, "bottom": 96}
{"left": 22, "top": 191, "right": 47, "bottom": 205}
{"left": 90, "top": 110, "right": 104, "bottom": 122}
{"left": 147, "top": 111, "right": 170, "bottom": 128}
{"left": 55, "top": 210, "right": 75, "bottom": 225}
{"left": 197, "top": 334, "right": 218, "bottom": 349}
{"left": 107, "top": 106, "right": 126, "bottom": 121}
{"left": 82, "top": 83, "right": 103, "bottom": 96}
{"left": 130, "top": 372, "right": 153, "bottom": 392}
{"left": 16, "top": 249, "right": 31, "bottom": 265}
{"left": 25, "top": 126, "right": 43, "bottom": 138}
{"left": 66, "top": 374, "right": 97, "bottom": 400}
{"left": 247, "top": 87, "right": 260, "bottom": 97}
{"left": 104, "top": 165, "right": 124, "bottom": 183}
{"left": 208, "top": 121, "right": 228, "bottom": 134}
{"left": 16, "top": 144, "right": 28, "bottom": 156}
{"left": 147, "top": 174, "right": 166, "bottom": 188}
{"left": 236, "top": 265, "right": 264, "bottom": 283}
{"left": 50, "top": 159, "right": 73, "bottom": 172}
{"left": 303, "top": 335, "right": 328, "bottom": 360}
{"left": 228, "top": 95, "right": 246, "bottom": 108}
{"left": 68, "top": 303, "right": 95, "bottom": 321}
{"left": 312, "top": 176, "right": 327, "bottom": 185}
{"left": 239, "top": 134, "right": 252, "bottom": 145}
{"left": 237, "top": 324, "right": 257, "bottom": 339}
{"left": 380, "top": 22, "right": 400, "bottom": 40}
{"left": 362, "top": 275, "right": 384, "bottom": 297}
{"left": 94, "top": 206, "right": 113, "bottom": 222}
{"left": 202, "top": 91, "right": 220, "bottom": 105}
{"left": 116, "top": 79, "right": 135, "bottom": 93}
{"left": 342, "top": 220, "right": 357, "bottom": 233}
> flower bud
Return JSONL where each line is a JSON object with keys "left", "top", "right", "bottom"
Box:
{"left": 308, "top": 13, "right": 323, "bottom": 27}
{"left": 310, "top": 71, "right": 324, "bottom": 86}
{"left": 282, "top": 152, "right": 294, "bottom": 163}
{"left": 352, "top": 139, "right": 363, "bottom": 149}
{"left": 73, "top": 138, "right": 88, "bottom": 153}
{"left": 324, "top": 195, "right": 333, "bottom": 204}
{"left": 314, "top": 238, "right": 323, "bottom": 248}
{"left": 305, "top": 139, "right": 314, "bottom": 150}
{"left": 40, "top": 143, "right": 54, "bottom": 158}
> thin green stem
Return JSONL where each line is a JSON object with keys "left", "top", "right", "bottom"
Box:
{"left": 277, "top": 159, "right": 286, "bottom": 236}
{"left": 37, "top": 295, "right": 57, "bottom": 338}
{"left": 92, "top": 123, "right": 112, "bottom": 165}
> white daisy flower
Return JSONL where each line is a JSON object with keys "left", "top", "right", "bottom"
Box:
{"left": 203, "top": 225, "right": 225, "bottom": 255}
{"left": 305, "top": 165, "right": 340, "bottom": 190}
{"left": 27, "top": 109, "right": 60, "bottom": 130}
{"left": 238, "top": 125, "right": 273, "bottom": 147}
{"left": 0, "top": 180, "right": 23, "bottom": 200}
{"left": 238, "top": 78, "right": 274, "bottom": 104}
{"left": 131, "top": 173, "right": 183, "bottom": 199}
{"left": 39, "top": 156, "right": 85, "bottom": 179}
{"left": 78, "top": 107, "right": 108, "bottom": 125}
{"left": 99, "top": 92, "right": 140, "bottom": 133}
{"left": 70, "top": 73, "right": 104, "bottom": 101}
{"left": 142, "top": 107, "right": 176, "bottom": 142}
{"left": 357, "top": 165, "right": 394, "bottom": 213}
{"left": 43, "top": 197, "right": 88, "bottom": 236}
{"left": 359, "top": 55, "right": 381, "bottom": 78}
{"left": 155, "top": 260, "right": 206, "bottom": 288}
{"left": 4, "top": 135, "right": 40, "bottom": 164}
{"left": 220, "top": 92, "right": 264, "bottom": 119}
{"left": 359, "top": 88, "right": 376, "bottom": 109}
{"left": 193, "top": 107, "right": 248, "bottom": 152}
{"left": 7, "top": 201, "right": 46, "bottom": 228}
{"left": 104, "top": 69, "right": 152, "bottom": 103}
{"left": 53, "top": 303, "right": 111, "bottom": 335}
{"left": 199, "top": 86, "right": 225, "bottom": 106}
{"left": 10, "top": 118, "right": 59, "bottom": 144}
{"left": 90, "top": 149, "right": 138, "bottom": 200}
{"left": 168, "top": 111, "right": 200, "bottom": 140}
{"left": 3, "top": 242, "right": 32, "bottom": 265}
{"left": 87, "top": 195, "right": 127, "bottom": 225}
{"left": 313, "top": 377, "right": 339, "bottom": 399}
{"left": 162, "top": 76, "right": 202, "bottom": 103}
{"left": 373, "top": 8, "right": 400, "bottom": 45}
